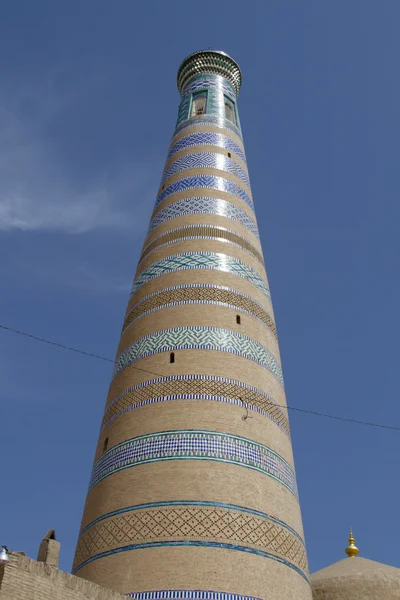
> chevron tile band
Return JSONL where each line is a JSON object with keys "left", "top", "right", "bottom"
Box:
{"left": 113, "top": 326, "right": 283, "bottom": 384}
{"left": 168, "top": 132, "right": 246, "bottom": 163}
{"left": 161, "top": 152, "right": 250, "bottom": 188}
{"left": 123, "top": 284, "right": 276, "bottom": 338}
{"left": 101, "top": 374, "right": 289, "bottom": 433}
{"left": 148, "top": 198, "right": 259, "bottom": 238}
{"left": 155, "top": 175, "right": 253, "bottom": 211}
{"left": 73, "top": 502, "right": 307, "bottom": 579}
{"left": 88, "top": 431, "right": 297, "bottom": 496}
{"left": 139, "top": 225, "right": 263, "bottom": 265}
{"left": 131, "top": 253, "right": 270, "bottom": 302}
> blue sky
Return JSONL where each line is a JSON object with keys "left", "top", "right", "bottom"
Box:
{"left": 1, "top": 0, "right": 399, "bottom": 575}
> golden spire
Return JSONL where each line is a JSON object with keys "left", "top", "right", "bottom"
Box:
{"left": 345, "top": 528, "right": 359, "bottom": 557}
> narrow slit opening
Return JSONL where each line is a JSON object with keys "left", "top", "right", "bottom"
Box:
{"left": 170, "top": 352, "right": 175, "bottom": 363}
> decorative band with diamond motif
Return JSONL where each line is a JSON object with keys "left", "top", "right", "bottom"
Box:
{"left": 88, "top": 430, "right": 297, "bottom": 496}
{"left": 155, "top": 175, "right": 253, "bottom": 211}
{"left": 101, "top": 374, "right": 289, "bottom": 434}
{"left": 161, "top": 152, "right": 250, "bottom": 188}
{"left": 73, "top": 501, "right": 307, "bottom": 580}
{"left": 130, "top": 253, "right": 270, "bottom": 303}
{"left": 112, "top": 326, "right": 283, "bottom": 384}
{"left": 148, "top": 198, "right": 259, "bottom": 238}
{"left": 123, "top": 284, "right": 276, "bottom": 338}
{"left": 168, "top": 132, "right": 246, "bottom": 163}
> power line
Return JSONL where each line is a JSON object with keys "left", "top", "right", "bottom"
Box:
{"left": 1, "top": 322, "right": 399, "bottom": 432}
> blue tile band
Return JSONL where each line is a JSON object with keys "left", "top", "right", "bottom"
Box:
{"left": 155, "top": 175, "right": 253, "bottom": 211}
{"left": 113, "top": 326, "right": 283, "bottom": 384}
{"left": 173, "top": 115, "right": 243, "bottom": 141}
{"left": 130, "top": 252, "right": 270, "bottom": 302}
{"left": 88, "top": 430, "right": 297, "bottom": 496}
{"left": 127, "top": 592, "right": 261, "bottom": 600}
{"left": 168, "top": 132, "right": 246, "bottom": 163}
{"left": 161, "top": 152, "right": 250, "bottom": 188}
{"left": 148, "top": 198, "right": 259, "bottom": 238}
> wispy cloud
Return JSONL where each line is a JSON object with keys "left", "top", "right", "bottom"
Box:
{"left": 0, "top": 74, "right": 157, "bottom": 234}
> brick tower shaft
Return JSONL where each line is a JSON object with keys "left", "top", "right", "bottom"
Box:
{"left": 73, "top": 50, "right": 312, "bottom": 600}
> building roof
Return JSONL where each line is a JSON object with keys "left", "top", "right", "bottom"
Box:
{"left": 311, "top": 557, "right": 400, "bottom": 599}
{"left": 177, "top": 50, "right": 242, "bottom": 96}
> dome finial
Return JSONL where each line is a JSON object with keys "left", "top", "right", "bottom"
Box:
{"left": 345, "top": 527, "right": 359, "bottom": 557}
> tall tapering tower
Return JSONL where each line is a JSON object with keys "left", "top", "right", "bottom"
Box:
{"left": 73, "top": 51, "right": 312, "bottom": 600}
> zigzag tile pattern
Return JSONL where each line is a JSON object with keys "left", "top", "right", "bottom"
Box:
{"left": 73, "top": 502, "right": 307, "bottom": 578}
{"left": 161, "top": 152, "right": 250, "bottom": 188}
{"left": 148, "top": 198, "right": 258, "bottom": 238}
{"left": 102, "top": 374, "right": 289, "bottom": 433}
{"left": 168, "top": 133, "right": 246, "bottom": 162}
{"left": 131, "top": 253, "right": 270, "bottom": 302}
{"left": 88, "top": 431, "right": 297, "bottom": 496}
{"left": 139, "top": 225, "right": 263, "bottom": 265}
{"left": 155, "top": 176, "right": 253, "bottom": 211}
{"left": 112, "top": 326, "right": 283, "bottom": 384}
{"left": 123, "top": 285, "right": 276, "bottom": 338}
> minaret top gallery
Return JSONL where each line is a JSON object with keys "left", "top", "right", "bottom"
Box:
{"left": 73, "top": 50, "right": 312, "bottom": 600}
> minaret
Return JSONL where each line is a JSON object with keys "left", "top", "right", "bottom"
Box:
{"left": 73, "top": 50, "right": 312, "bottom": 600}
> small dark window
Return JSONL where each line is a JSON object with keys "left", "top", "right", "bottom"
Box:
{"left": 170, "top": 352, "right": 175, "bottom": 363}
{"left": 162, "top": 184, "right": 165, "bottom": 190}
{"left": 227, "top": 152, "right": 231, "bottom": 158}
{"left": 191, "top": 92, "right": 207, "bottom": 117}
{"left": 102, "top": 437, "right": 109, "bottom": 453}
{"left": 236, "top": 315, "right": 241, "bottom": 324}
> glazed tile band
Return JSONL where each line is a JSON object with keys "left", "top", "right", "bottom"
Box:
{"left": 123, "top": 284, "right": 276, "bottom": 338}
{"left": 168, "top": 132, "right": 246, "bottom": 163}
{"left": 161, "top": 152, "right": 250, "bottom": 188}
{"left": 155, "top": 175, "right": 253, "bottom": 212}
{"left": 73, "top": 501, "right": 307, "bottom": 579}
{"left": 173, "top": 114, "right": 243, "bottom": 141}
{"left": 126, "top": 591, "right": 261, "bottom": 600}
{"left": 101, "top": 374, "right": 289, "bottom": 434}
{"left": 148, "top": 198, "right": 259, "bottom": 238}
{"left": 139, "top": 225, "right": 264, "bottom": 266}
{"left": 112, "top": 326, "right": 283, "bottom": 385}
{"left": 88, "top": 431, "right": 298, "bottom": 496}
{"left": 130, "top": 253, "right": 271, "bottom": 303}
{"left": 180, "top": 75, "right": 237, "bottom": 100}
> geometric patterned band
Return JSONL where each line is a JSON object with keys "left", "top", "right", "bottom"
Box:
{"left": 155, "top": 175, "right": 253, "bottom": 211}
{"left": 112, "top": 326, "right": 283, "bottom": 384}
{"left": 73, "top": 501, "right": 307, "bottom": 580}
{"left": 127, "top": 592, "right": 261, "bottom": 600}
{"left": 148, "top": 198, "right": 259, "bottom": 238}
{"left": 173, "top": 114, "right": 243, "bottom": 141}
{"left": 123, "top": 284, "right": 276, "bottom": 337}
{"left": 161, "top": 152, "right": 250, "bottom": 188}
{"left": 101, "top": 374, "right": 289, "bottom": 434}
{"left": 131, "top": 253, "right": 271, "bottom": 302}
{"left": 88, "top": 430, "right": 297, "bottom": 496}
{"left": 168, "top": 132, "right": 246, "bottom": 163}
{"left": 139, "top": 225, "right": 264, "bottom": 265}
